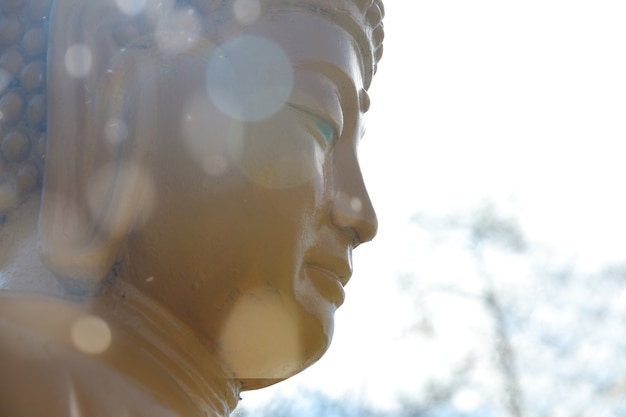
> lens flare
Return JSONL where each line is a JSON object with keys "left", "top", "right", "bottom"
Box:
{"left": 104, "top": 118, "right": 129, "bottom": 147}
{"left": 155, "top": 6, "right": 201, "bottom": 54}
{"left": 71, "top": 315, "right": 112, "bottom": 355}
{"left": 115, "top": 0, "right": 146, "bottom": 16}
{"left": 64, "top": 44, "right": 92, "bottom": 78}
{"left": 227, "top": 115, "right": 325, "bottom": 190}
{"left": 350, "top": 197, "right": 363, "bottom": 212}
{"left": 218, "top": 287, "right": 302, "bottom": 379}
{"left": 202, "top": 153, "right": 229, "bottom": 177}
{"left": 206, "top": 35, "right": 293, "bottom": 122}
{"left": 233, "top": 0, "right": 261, "bottom": 25}
{"left": 181, "top": 92, "right": 244, "bottom": 176}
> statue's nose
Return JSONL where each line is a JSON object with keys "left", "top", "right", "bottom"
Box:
{"left": 330, "top": 157, "right": 378, "bottom": 247}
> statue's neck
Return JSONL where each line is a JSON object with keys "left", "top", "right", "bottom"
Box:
{"left": 0, "top": 284, "right": 240, "bottom": 416}
{"left": 1, "top": 199, "right": 241, "bottom": 415}
{"left": 95, "top": 280, "right": 241, "bottom": 416}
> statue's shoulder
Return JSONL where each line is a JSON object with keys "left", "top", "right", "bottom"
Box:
{"left": 0, "top": 293, "right": 86, "bottom": 415}
{"left": 0, "top": 292, "right": 187, "bottom": 417}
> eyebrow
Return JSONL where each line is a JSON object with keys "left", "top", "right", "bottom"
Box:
{"left": 293, "top": 61, "right": 359, "bottom": 104}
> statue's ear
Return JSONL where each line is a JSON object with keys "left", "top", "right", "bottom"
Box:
{"left": 39, "top": 0, "right": 157, "bottom": 295}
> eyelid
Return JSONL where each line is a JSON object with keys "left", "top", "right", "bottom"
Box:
{"left": 287, "top": 103, "right": 341, "bottom": 146}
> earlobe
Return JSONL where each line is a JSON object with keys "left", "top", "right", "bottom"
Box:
{"left": 38, "top": 0, "right": 157, "bottom": 295}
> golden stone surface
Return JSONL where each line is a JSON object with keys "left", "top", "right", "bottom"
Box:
{"left": 0, "top": 0, "right": 383, "bottom": 415}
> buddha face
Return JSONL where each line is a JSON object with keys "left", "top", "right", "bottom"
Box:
{"left": 117, "top": 9, "right": 377, "bottom": 388}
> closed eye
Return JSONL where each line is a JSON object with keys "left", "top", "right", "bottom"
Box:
{"left": 316, "top": 118, "right": 336, "bottom": 147}
{"left": 287, "top": 103, "right": 339, "bottom": 149}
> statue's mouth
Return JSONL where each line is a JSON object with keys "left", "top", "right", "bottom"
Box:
{"left": 305, "top": 264, "right": 346, "bottom": 307}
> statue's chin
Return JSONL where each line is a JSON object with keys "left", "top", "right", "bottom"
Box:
{"left": 216, "top": 285, "right": 332, "bottom": 390}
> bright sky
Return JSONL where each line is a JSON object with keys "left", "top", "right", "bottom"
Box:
{"left": 238, "top": 0, "right": 626, "bottom": 413}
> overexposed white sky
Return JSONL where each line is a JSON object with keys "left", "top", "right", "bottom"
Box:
{"left": 364, "top": 0, "right": 626, "bottom": 267}
{"left": 238, "top": 0, "right": 626, "bottom": 413}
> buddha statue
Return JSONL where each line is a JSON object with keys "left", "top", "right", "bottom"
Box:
{"left": 0, "top": 0, "right": 384, "bottom": 415}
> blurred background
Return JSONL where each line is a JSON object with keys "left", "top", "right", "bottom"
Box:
{"left": 235, "top": 1, "right": 626, "bottom": 416}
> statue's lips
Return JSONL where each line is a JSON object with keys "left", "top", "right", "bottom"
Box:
{"left": 305, "top": 265, "right": 346, "bottom": 307}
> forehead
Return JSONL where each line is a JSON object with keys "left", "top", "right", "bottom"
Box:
{"left": 237, "top": 11, "right": 365, "bottom": 93}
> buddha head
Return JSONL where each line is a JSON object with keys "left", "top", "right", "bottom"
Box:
{"left": 0, "top": 0, "right": 384, "bottom": 390}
